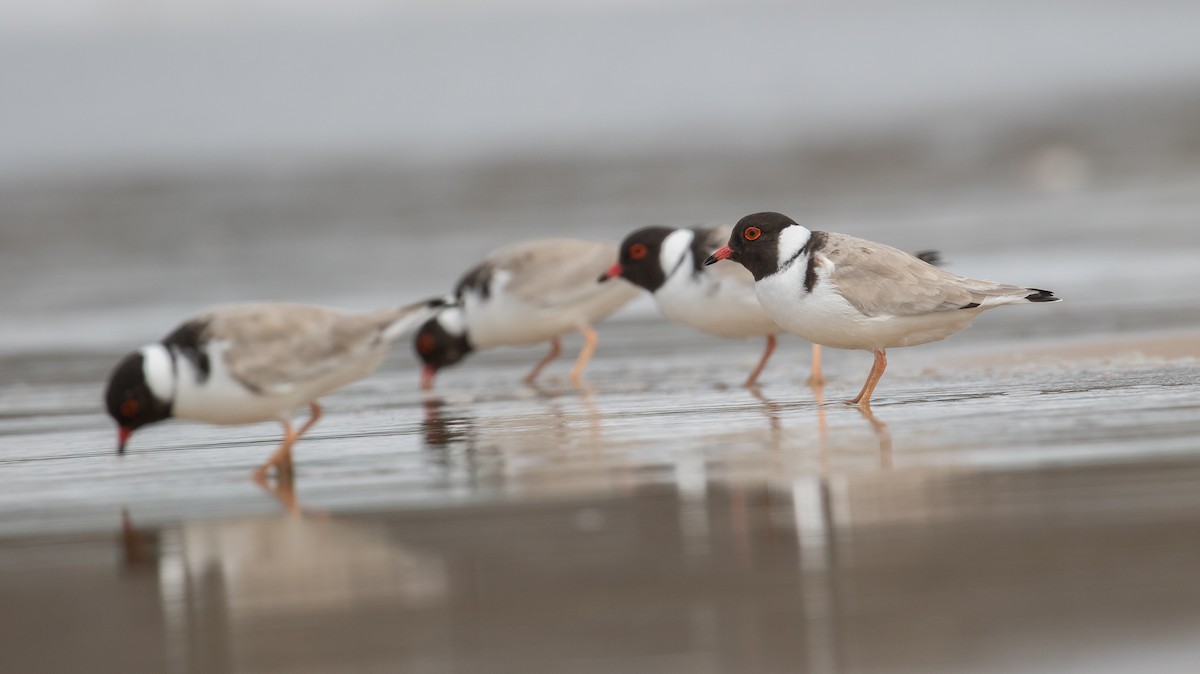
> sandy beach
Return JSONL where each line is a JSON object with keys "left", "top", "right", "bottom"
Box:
{"left": 2, "top": 313, "right": 1200, "bottom": 672}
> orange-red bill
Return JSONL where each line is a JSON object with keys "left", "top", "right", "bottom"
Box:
{"left": 704, "top": 245, "right": 733, "bottom": 265}
{"left": 420, "top": 365, "right": 437, "bottom": 391}
{"left": 599, "top": 262, "right": 623, "bottom": 282}
{"left": 117, "top": 426, "right": 132, "bottom": 455}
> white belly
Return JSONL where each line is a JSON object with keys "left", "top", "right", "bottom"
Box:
{"left": 655, "top": 272, "right": 778, "bottom": 339}
{"left": 464, "top": 282, "right": 636, "bottom": 348}
{"left": 754, "top": 266, "right": 979, "bottom": 351}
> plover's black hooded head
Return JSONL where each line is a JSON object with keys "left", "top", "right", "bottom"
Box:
{"left": 105, "top": 346, "right": 175, "bottom": 454}
{"left": 413, "top": 308, "right": 474, "bottom": 390}
{"left": 600, "top": 226, "right": 676, "bottom": 292}
{"left": 706, "top": 212, "right": 807, "bottom": 281}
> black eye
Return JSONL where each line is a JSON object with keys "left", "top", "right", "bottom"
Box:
{"left": 744, "top": 227, "right": 761, "bottom": 241}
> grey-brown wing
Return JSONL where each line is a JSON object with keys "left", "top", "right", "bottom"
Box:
{"left": 203, "top": 304, "right": 394, "bottom": 393}
{"left": 822, "top": 234, "right": 1028, "bottom": 317}
{"left": 488, "top": 238, "right": 633, "bottom": 308}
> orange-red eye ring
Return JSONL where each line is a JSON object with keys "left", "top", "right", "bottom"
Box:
{"left": 417, "top": 332, "right": 436, "bottom": 355}
{"left": 629, "top": 243, "right": 649, "bottom": 260}
{"left": 120, "top": 399, "right": 139, "bottom": 418}
{"left": 744, "top": 227, "right": 762, "bottom": 241}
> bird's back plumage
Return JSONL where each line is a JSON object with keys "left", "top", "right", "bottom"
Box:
{"left": 455, "top": 239, "right": 639, "bottom": 347}
{"left": 190, "top": 303, "right": 423, "bottom": 395}
{"left": 819, "top": 233, "right": 1050, "bottom": 318}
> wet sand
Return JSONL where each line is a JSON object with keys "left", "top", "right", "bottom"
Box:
{"left": 2, "top": 321, "right": 1199, "bottom": 673}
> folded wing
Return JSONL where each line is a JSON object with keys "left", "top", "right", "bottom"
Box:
{"left": 822, "top": 233, "right": 1033, "bottom": 317}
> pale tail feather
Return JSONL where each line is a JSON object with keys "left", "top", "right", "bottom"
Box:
{"left": 381, "top": 297, "right": 450, "bottom": 342}
{"left": 978, "top": 286, "right": 1061, "bottom": 308}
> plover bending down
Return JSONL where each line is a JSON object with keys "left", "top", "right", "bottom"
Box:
{"left": 105, "top": 300, "right": 441, "bottom": 477}
{"left": 414, "top": 238, "right": 640, "bottom": 390}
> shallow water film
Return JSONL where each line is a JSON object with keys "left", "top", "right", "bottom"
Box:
{"left": 4, "top": 320, "right": 1200, "bottom": 673}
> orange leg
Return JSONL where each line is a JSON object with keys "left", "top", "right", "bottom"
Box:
{"left": 294, "top": 402, "right": 323, "bottom": 439}
{"left": 744, "top": 334, "right": 777, "bottom": 387}
{"left": 848, "top": 349, "right": 887, "bottom": 410}
{"left": 252, "top": 471, "right": 301, "bottom": 514}
{"left": 569, "top": 324, "right": 598, "bottom": 388}
{"left": 255, "top": 420, "right": 297, "bottom": 480}
{"left": 523, "top": 337, "right": 562, "bottom": 386}
{"left": 807, "top": 343, "right": 826, "bottom": 387}
{"left": 253, "top": 403, "right": 321, "bottom": 480}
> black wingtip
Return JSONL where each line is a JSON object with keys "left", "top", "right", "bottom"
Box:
{"left": 913, "top": 250, "right": 942, "bottom": 267}
{"left": 414, "top": 295, "right": 454, "bottom": 311}
{"left": 1025, "top": 289, "right": 1060, "bottom": 302}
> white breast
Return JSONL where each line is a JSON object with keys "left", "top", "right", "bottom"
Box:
{"left": 655, "top": 266, "right": 778, "bottom": 339}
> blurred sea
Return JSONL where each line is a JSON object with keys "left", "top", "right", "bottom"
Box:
{"left": 2, "top": 1, "right": 1200, "bottom": 353}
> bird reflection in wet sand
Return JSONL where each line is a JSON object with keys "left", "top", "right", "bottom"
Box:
{"left": 420, "top": 397, "right": 484, "bottom": 486}
{"left": 813, "top": 383, "right": 893, "bottom": 469}
{"left": 118, "top": 509, "right": 450, "bottom": 671}
{"left": 746, "top": 386, "right": 784, "bottom": 435}
{"left": 419, "top": 389, "right": 612, "bottom": 496}
{"left": 121, "top": 509, "right": 159, "bottom": 570}
{"left": 253, "top": 471, "right": 302, "bottom": 514}
{"left": 421, "top": 397, "right": 475, "bottom": 450}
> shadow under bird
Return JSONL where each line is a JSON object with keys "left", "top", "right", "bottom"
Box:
{"left": 414, "top": 238, "right": 640, "bottom": 390}
{"left": 602, "top": 225, "right": 940, "bottom": 387}
{"left": 105, "top": 300, "right": 442, "bottom": 478}
{"left": 705, "top": 212, "right": 1060, "bottom": 408}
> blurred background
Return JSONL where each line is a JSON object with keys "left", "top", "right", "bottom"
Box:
{"left": 3, "top": 0, "right": 1200, "bottom": 352}
{"left": 3, "top": 2, "right": 1200, "bottom": 673}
